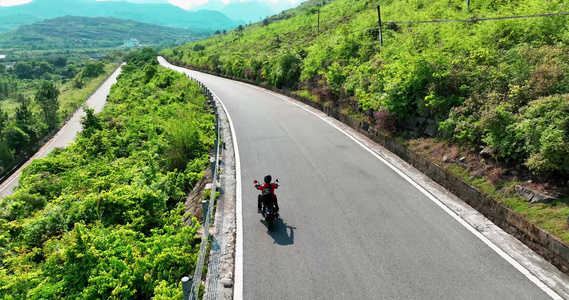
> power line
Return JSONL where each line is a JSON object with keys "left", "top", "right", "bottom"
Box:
{"left": 319, "top": 2, "right": 376, "bottom": 14}
{"left": 195, "top": 9, "right": 569, "bottom": 52}
{"left": 391, "top": 11, "right": 569, "bottom": 24}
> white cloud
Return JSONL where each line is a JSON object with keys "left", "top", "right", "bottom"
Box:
{"left": 0, "top": 0, "right": 33, "bottom": 6}
{"left": 167, "top": 0, "right": 303, "bottom": 10}
{"left": 167, "top": 0, "right": 209, "bottom": 10}
{"left": 0, "top": 0, "right": 304, "bottom": 9}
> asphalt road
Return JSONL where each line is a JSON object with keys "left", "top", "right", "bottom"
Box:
{"left": 0, "top": 65, "right": 123, "bottom": 198}
{"left": 159, "top": 58, "right": 558, "bottom": 300}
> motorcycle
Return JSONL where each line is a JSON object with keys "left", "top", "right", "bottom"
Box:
{"left": 254, "top": 179, "right": 279, "bottom": 231}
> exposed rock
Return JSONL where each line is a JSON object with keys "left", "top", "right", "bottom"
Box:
{"left": 458, "top": 156, "right": 466, "bottom": 163}
{"left": 399, "top": 117, "right": 424, "bottom": 131}
{"left": 424, "top": 123, "right": 439, "bottom": 136}
{"left": 221, "top": 279, "right": 233, "bottom": 288}
{"left": 479, "top": 147, "right": 494, "bottom": 157}
{"left": 469, "top": 176, "right": 475, "bottom": 181}
{"left": 515, "top": 184, "right": 557, "bottom": 204}
{"left": 442, "top": 155, "right": 450, "bottom": 163}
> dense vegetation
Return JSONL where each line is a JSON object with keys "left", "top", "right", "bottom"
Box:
{"left": 0, "top": 16, "right": 207, "bottom": 50}
{"left": 0, "top": 51, "right": 214, "bottom": 299}
{"left": 0, "top": 0, "right": 242, "bottom": 33}
{"left": 162, "top": 0, "right": 569, "bottom": 175}
{"left": 0, "top": 54, "right": 117, "bottom": 176}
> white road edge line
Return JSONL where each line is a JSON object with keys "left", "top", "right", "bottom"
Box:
{"left": 259, "top": 88, "right": 562, "bottom": 300}
{"left": 163, "top": 59, "right": 561, "bottom": 300}
{"left": 160, "top": 61, "right": 244, "bottom": 300}
{"left": 215, "top": 88, "right": 244, "bottom": 300}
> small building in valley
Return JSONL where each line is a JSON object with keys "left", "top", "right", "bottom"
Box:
{"left": 122, "top": 38, "right": 141, "bottom": 48}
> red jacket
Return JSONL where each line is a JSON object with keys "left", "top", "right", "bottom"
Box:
{"left": 256, "top": 183, "right": 278, "bottom": 199}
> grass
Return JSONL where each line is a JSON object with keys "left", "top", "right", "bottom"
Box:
{"left": 58, "top": 63, "right": 119, "bottom": 118}
{"left": 0, "top": 99, "right": 20, "bottom": 114}
{"left": 0, "top": 63, "right": 118, "bottom": 117}
{"left": 294, "top": 90, "right": 319, "bottom": 101}
{"left": 408, "top": 137, "right": 569, "bottom": 244}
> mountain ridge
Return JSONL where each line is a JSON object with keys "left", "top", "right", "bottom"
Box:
{"left": 0, "top": 0, "right": 243, "bottom": 33}
{"left": 0, "top": 16, "right": 207, "bottom": 50}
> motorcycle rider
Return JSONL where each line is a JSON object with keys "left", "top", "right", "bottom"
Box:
{"left": 255, "top": 174, "right": 279, "bottom": 214}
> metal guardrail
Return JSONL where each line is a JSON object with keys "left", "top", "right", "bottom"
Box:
{"left": 182, "top": 78, "right": 221, "bottom": 300}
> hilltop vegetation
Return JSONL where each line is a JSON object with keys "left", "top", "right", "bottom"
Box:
{"left": 162, "top": 0, "right": 569, "bottom": 176}
{"left": 0, "top": 50, "right": 214, "bottom": 299}
{"left": 0, "top": 16, "right": 207, "bottom": 50}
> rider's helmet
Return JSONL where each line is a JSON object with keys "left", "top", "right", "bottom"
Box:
{"left": 264, "top": 174, "right": 272, "bottom": 184}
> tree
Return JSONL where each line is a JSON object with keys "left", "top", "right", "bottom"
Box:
{"left": 62, "top": 64, "right": 79, "bottom": 79}
{"left": 82, "top": 62, "right": 104, "bottom": 78}
{"left": 80, "top": 107, "right": 101, "bottom": 137}
{"left": 0, "top": 107, "right": 8, "bottom": 140}
{"left": 35, "top": 81, "right": 60, "bottom": 130}
{"left": 125, "top": 48, "right": 158, "bottom": 67}
{"left": 51, "top": 56, "right": 68, "bottom": 67}
{"left": 5, "top": 126, "right": 30, "bottom": 154}
{"left": 192, "top": 44, "right": 205, "bottom": 51}
{"left": 14, "top": 95, "right": 37, "bottom": 141}
{"left": 13, "top": 61, "right": 33, "bottom": 79}
{"left": 0, "top": 63, "right": 6, "bottom": 74}
{"left": 34, "top": 62, "right": 55, "bottom": 79}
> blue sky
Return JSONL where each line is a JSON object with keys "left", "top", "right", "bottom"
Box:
{"left": 0, "top": 0, "right": 304, "bottom": 9}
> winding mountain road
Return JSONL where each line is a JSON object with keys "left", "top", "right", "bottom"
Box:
{"left": 0, "top": 65, "right": 123, "bottom": 198}
{"left": 161, "top": 57, "right": 569, "bottom": 300}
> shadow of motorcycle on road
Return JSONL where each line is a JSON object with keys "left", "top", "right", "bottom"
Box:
{"left": 260, "top": 218, "right": 296, "bottom": 246}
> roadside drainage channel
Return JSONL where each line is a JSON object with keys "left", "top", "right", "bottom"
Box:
{"left": 204, "top": 89, "right": 237, "bottom": 300}
{"left": 164, "top": 63, "right": 237, "bottom": 300}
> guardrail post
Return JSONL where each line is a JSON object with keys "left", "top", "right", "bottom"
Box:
{"left": 210, "top": 156, "right": 216, "bottom": 180}
{"left": 182, "top": 276, "right": 193, "bottom": 300}
{"left": 201, "top": 200, "right": 209, "bottom": 224}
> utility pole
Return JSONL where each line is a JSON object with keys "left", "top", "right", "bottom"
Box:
{"left": 317, "top": 10, "right": 320, "bottom": 35}
{"left": 377, "top": 5, "right": 383, "bottom": 47}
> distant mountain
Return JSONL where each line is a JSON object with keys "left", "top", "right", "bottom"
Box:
{"left": 264, "top": 1, "right": 302, "bottom": 13}
{"left": 221, "top": 2, "right": 276, "bottom": 23}
{"left": 191, "top": 0, "right": 304, "bottom": 23}
{"left": 0, "top": 16, "right": 208, "bottom": 50}
{"left": 0, "top": 0, "right": 243, "bottom": 33}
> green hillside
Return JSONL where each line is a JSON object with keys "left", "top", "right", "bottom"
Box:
{"left": 0, "top": 16, "right": 207, "bottom": 50}
{"left": 163, "top": 0, "right": 569, "bottom": 175}
{"left": 0, "top": 0, "right": 242, "bottom": 33}
{"left": 0, "top": 52, "right": 213, "bottom": 299}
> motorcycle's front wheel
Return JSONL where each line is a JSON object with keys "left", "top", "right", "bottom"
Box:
{"left": 266, "top": 217, "right": 274, "bottom": 231}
